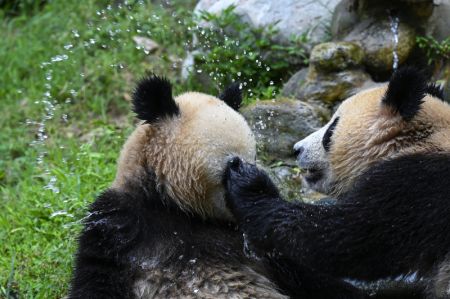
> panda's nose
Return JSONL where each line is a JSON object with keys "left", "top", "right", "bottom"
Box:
{"left": 293, "top": 145, "right": 304, "bottom": 158}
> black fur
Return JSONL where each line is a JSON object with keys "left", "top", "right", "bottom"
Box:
{"left": 70, "top": 166, "right": 370, "bottom": 298}
{"left": 264, "top": 255, "right": 367, "bottom": 299}
{"left": 69, "top": 170, "right": 258, "bottom": 298}
{"left": 219, "top": 82, "right": 242, "bottom": 111}
{"left": 132, "top": 75, "right": 179, "bottom": 123}
{"left": 225, "top": 153, "right": 450, "bottom": 297}
{"left": 322, "top": 117, "right": 339, "bottom": 152}
{"left": 382, "top": 67, "right": 427, "bottom": 121}
{"left": 426, "top": 83, "right": 444, "bottom": 100}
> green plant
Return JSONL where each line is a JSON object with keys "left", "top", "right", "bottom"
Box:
{"left": 0, "top": 0, "right": 196, "bottom": 297}
{"left": 189, "top": 5, "right": 309, "bottom": 101}
{"left": 0, "top": 0, "right": 47, "bottom": 17}
{"left": 416, "top": 36, "right": 450, "bottom": 65}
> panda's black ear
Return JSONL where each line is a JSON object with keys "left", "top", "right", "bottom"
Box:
{"left": 382, "top": 67, "right": 427, "bottom": 121}
{"left": 219, "top": 82, "right": 242, "bottom": 111}
{"left": 132, "top": 75, "right": 180, "bottom": 123}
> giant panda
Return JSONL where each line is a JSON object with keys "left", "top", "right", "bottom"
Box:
{"left": 68, "top": 75, "right": 356, "bottom": 299}
{"left": 67, "top": 76, "right": 291, "bottom": 299}
{"left": 223, "top": 67, "right": 450, "bottom": 299}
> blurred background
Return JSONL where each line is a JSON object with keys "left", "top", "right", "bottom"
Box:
{"left": 0, "top": 0, "right": 448, "bottom": 297}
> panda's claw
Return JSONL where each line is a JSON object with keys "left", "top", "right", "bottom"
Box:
{"left": 228, "top": 156, "right": 242, "bottom": 171}
{"left": 224, "top": 160, "right": 281, "bottom": 218}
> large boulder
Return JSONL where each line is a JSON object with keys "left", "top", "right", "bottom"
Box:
{"left": 343, "top": 19, "right": 416, "bottom": 74}
{"left": 194, "top": 0, "right": 341, "bottom": 49}
{"left": 309, "top": 41, "right": 364, "bottom": 72}
{"left": 331, "top": 0, "right": 434, "bottom": 40}
{"left": 282, "top": 42, "right": 378, "bottom": 105}
{"left": 426, "top": 0, "right": 450, "bottom": 42}
{"left": 290, "top": 69, "right": 374, "bottom": 104}
{"left": 241, "top": 98, "right": 326, "bottom": 160}
{"left": 330, "top": 0, "right": 450, "bottom": 75}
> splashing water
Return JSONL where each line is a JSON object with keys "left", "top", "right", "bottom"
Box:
{"left": 24, "top": 1, "right": 284, "bottom": 230}
{"left": 389, "top": 15, "right": 399, "bottom": 71}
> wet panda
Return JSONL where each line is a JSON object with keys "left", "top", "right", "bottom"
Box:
{"left": 68, "top": 76, "right": 295, "bottom": 299}
{"left": 224, "top": 67, "right": 450, "bottom": 299}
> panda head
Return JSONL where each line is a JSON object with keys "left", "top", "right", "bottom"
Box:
{"left": 294, "top": 67, "right": 450, "bottom": 197}
{"left": 113, "top": 76, "right": 256, "bottom": 219}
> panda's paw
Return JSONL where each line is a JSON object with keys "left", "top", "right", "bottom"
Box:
{"left": 224, "top": 157, "right": 280, "bottom": 216}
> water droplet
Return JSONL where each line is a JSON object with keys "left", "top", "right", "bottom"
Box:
{"left": 50, "top": 210, "right": 73, "bottom": 218}
{"left": 51, "top": 54, "right": 69, "bottom": 62}
{"left": 44, "top": 176, "right": 60, "bottom": 194}
{"left": 71, "top": 30, "right": 80, "bottom": 38}
{"left": 389, "top": 15, "right": 400, "bottom": 71}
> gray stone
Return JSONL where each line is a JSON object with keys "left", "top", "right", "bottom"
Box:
{"left": 282, "top": 68, "right": 374, "bottom": 104}
{"left": 426, "top": 0, "right": 450, "bottom": 42}
{"left": 310, "top": 42, "right": 364, "bottom": 72}
{"left": 331, "top": 0, "right": 434, "bottom": 40}
{"left": 132, "top": 36, "right": 159, "bottom": 54}
{"left": 343, "top": 19, "right": 416, "bottom": 73}
{"left": 241, "top": 99, "right": 326, "bottom": 160}
{"left": 281, "top": 68, "right": 309, "bottom": 98}
{"left": 194, "top": 0, "right": 341, "bottom": 49}
{"left": 262, "top": 163, "right": 303, "bottom": 202}
{"left": 436, "top": 63, "right": 450, "bottom": 103}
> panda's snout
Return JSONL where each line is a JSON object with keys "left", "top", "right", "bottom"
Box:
{"left": 293, "top": 127, "right": 333, "bottom": 193}
{"left": 293, "top": 144, "right": 304, "bottom": 158}
{"left": 293, "top": 129, "right": 328, "bottom": 170}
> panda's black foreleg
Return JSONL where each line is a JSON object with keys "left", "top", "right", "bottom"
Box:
{"left": 264, "top": 255, "right": 367, "bottom": 299}
{"left": 224, "top": 155, "right": 450, "bottom": 281}
{"left": 68, "top": 189, "right": 146, "bottom": 299}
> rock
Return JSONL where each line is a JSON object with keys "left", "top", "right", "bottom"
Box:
{"left": 194, "top": 0, "right": 341, "bottom": 49}
{"left": 444, "top": 79, "right": 450, "bottom": 103}
{"left": 282, "top": 68, "right": 374, "bottom": 104}
{"left": 281, "top": 68, "right": 309, "bottom": 98}
{"left": 263, "top": 163, "right": 303, "bottom": 202}
{"left": 132, "top": 36, "right": 159, "bottom": 54}
{"left": 436, "top": 62, "right": 450, "bottom": 103}
{"left": 241, "top": 99, "right": 326, "bottom": 159}
{"left": 426, "top": 0, "right": 450, "bottom": 42}
{"left": 343, "top": 19, "right": 416, "bottom": 73}
{"left": 310, "top": 42, "right": 364, "bottom": 72}
{"left": 331, "top": 0, "right": 434, "bottom": 40}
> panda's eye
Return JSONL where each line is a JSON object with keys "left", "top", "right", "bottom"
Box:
{"left": 322, "top": 117, "right": 339, "bottom": 152}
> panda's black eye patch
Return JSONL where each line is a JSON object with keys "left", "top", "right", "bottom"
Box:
{"left": 322, "top": 117, "right": 339, "bottom": 152}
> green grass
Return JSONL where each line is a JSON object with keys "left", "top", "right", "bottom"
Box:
{"left": 0, "top": 1, "right": 196, "bottom": 297}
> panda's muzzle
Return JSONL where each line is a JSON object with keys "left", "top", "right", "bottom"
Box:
{"left": 294, "top": 144, "right": 326, "bottom": 184}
